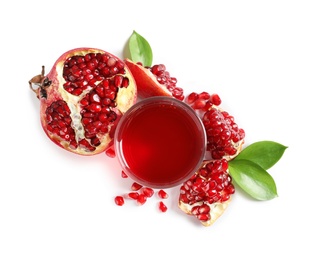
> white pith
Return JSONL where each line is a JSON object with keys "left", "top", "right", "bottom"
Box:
{"left": 179, "top": 199, "right": 231, "bottom": 227}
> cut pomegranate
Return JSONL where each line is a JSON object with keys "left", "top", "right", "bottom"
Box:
{"left": 203, "top": 107, "right": 245, "bottom": 160}
{"left": 29, "top": 48, "right": 137, "bottom": 156}
{"left": 124, "top": 59, "right": 184, "bottom": 100}
{"left": 185, "top": 91, "right": 244, "bottom": 160}
{"left": 178, "top": 159, "right": 235, "bottom": 226}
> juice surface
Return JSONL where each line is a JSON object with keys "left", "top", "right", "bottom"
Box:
{"left": 119, "top": 103, "right": 204, "bottom": 187}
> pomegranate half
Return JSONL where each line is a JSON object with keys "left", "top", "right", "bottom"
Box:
{"left": 29, "top": 48, "right": 137, "bottom": 156}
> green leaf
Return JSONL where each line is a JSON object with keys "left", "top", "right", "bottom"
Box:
{"left": 128, "top": 30, "right": 153, "bottom": 67}
{"left": 228, "top": 159, "right": 278, "bottom": 200}
{"left": 235, "top": 141, "right": 287, "bottom": 170}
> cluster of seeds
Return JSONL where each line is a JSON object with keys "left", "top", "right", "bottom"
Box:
{"left": 45, "top": 100, "right": 76, "bottom": 145}
{"left": 147, "top": 63, "right": 184, "bottom": 101}
{"left": 203, "top": 108, "right": 245, "bottom": 159}
{"left": 63, "top": 53, "right": 127, "bottom": 96}
{"left": 114, "top": 171, "right": 169, "bottom": 212}
{"left": 186, "top": 91, "right": 221, "bottom": 111}
{"left": 185, "top": 91, "right": 245, "bottom": 160}
{"left": 179, "top": 159, "right": 235, "bottom": 223}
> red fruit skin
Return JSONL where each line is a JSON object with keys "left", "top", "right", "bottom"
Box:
{"left": 30, "top": 48, "right": 137, "bottom": 156}
{"left": 124, "top": 59, "right": 175, "bottom": 99}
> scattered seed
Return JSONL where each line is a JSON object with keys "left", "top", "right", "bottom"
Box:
{"left": 158, "top": 201, "right": 168, "bottom": 212}
{"left": 142, "top": 187, "right": 154, "bottom": 198}
{"left": 114, "top": 196, "right": 124, "bottom": 206}
{"left": 137, "top": 194, "right": 147, "bottom": 205}
{"left": 131, "top": 182, "right": 143, "bottom": 191}
{"left": 121, "top": 170, "right": 128, "bottom": 178}
{"left": 127, "top": 192, "right": 139, "bottom": 200}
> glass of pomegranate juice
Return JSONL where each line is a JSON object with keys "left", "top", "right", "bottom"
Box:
{"left": 115, "top": 96, "right": 206, "bottom": 188}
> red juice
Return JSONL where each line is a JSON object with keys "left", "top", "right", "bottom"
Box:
{"left": 115, "top": 97, "right": 206, "bottom": 188}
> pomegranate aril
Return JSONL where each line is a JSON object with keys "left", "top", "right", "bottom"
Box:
{"left": 197, "top": 213, "right": 210, "bottom": 222}
{"left": 210, "top": 94, "right": 221, "bottom": 106}
{"left": 198, "top": 91, "right": 211, "bottom": 100}
{"left": 114, "top": 196, "right": 124, "bottom": 206}
{"left": 127, "top": 192, "right": 139, "bottom": 200}
{"left": 187, "top": 92, "right": 199, "bottom": 104}
{"left": 142, "top": 187, "right": 154, "bottom": 198}
{"left": 158, "top": 201, "right": 168, "bottom": 212}
{"left": 131, "top": 182, "right": 143, "bottom": 191}
{"left": 137, "top": 194, "right": 147, "bottom": 205}
{"left": 121, "top": 170, "right": 128, "bottom": 178}
{"left": 105, "top": 146, "right": 116, "bottom": 158}
{"left": 151, "top": 64, "right": 165, "bottom": 75}
{"left": 157, "top": 189, "right": 168, "bottom": 199}
{"left": 192, "top": 99, "right": 206, "bottom": 109}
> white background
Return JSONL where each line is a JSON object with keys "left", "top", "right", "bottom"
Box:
{"left": 1, "top": 0, "right": 316, "bottom": 259}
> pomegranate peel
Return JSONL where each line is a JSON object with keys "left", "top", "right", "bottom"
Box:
{"left": 30, "top": 47, "right": 137, "bottom": 156}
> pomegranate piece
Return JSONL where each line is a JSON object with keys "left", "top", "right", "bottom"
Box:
{"left": 203, "top": 107, "right": 245, "bottom": 160}
{"left": 157, "top": 189, "right": 169, "bottom": 199}
{"left": 121, "top": 170, "right": 128, "bottom": 178}
{"left": 124, "top": 59, "right": 184, "bottom": 100}
{"left": 29, "top": 48, "right": 137, "bottom": 156}
{"left": 185, "top": 91, "right": 244, "bottom": 160}
{"left": 178, "top": 159, "right": 235, "bottom": 226}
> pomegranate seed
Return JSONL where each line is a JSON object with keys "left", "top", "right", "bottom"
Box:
{"left": 114, "top": 196, "right": 124, "bottom": 206}
{"left": 157, "top": 189, "right": 169, "bottom": 199}
{"left": 192, "top": 99, "right": 206, "bottom": 109}
{"left": 142, "top": 187, "right": 154, "bottom": 198}
{"left": 127, "top": 192, "right": 139, "bottom": 200}
{"left": 187, "top": 92, "right": 199, "bottom": 104}
{"left": 158, "top": 201, "right": 168, "bottom": 212}
{"left": 210, "top": 93, "right": 221, "bottom": 106}
{"left": 131, "top": 182, "right": 143, "bottom": 191}
{"left": 121, "top": 170, "right": 128, "bottom": 178}
{"left": 197, "top": 213, "right": 210, "bottom": 221}
{"left": 105, "top": 147, "right": 116, "bottom": 158}
{"left": 137, "top": 194, "right": 147, "bottom": 205}
{"left": 198, "top": 91, "right": 210, "bottom": 100}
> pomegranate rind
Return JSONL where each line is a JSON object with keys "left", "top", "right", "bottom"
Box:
{"left": 32, "top": 48, "right": 137, "bottom": 156}
{"left": 178, "top": 199, "right": 231, "bottom": 227}
{"left": 124, "top": 59, "right": 173, "bottom": 99}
